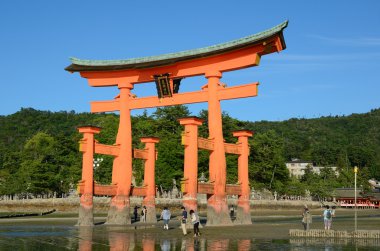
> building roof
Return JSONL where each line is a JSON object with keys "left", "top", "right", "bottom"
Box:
{"left": 286, "top": 158, "right": 313, "bottom": 164}
{"left": 65, "top": 21, "right": 288, "bottom": 72}
{"left": 335, "top": 188, "right": 364, "bottom": 198}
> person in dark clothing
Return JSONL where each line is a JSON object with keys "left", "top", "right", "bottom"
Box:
{"left": 133, "top": 206, "right": 139, "bottom": 222}
{"left": 181, "top": 206, "right": 188, "bottom": 235}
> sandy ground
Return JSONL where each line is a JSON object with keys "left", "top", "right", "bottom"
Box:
{"left": 0, "top": 208, "right": 379, "bottom": 240}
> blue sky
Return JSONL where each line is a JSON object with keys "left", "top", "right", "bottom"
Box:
{"left": 1, "top": 0, "right": 379, "bottom": 121}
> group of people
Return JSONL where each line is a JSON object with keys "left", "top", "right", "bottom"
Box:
{"left": 133, "top": 205, "right": 147, "bottom": 222}
{"left": 180, "top": 206, "right": 201, "bottom": 237}
{"left": 301, "top": 205, "right": 336, "bottom": 230}
{"left": 133, "top": 205, "right": 201, "bottom": 237}
{"left": 161, "top": 206, "right": 201, "bottom": 237}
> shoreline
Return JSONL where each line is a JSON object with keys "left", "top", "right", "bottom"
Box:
{"left": 0, "top": 209, "right": 379, "bottom": 244}
{"left": 0, "top": 197, "right": 323, "bottom": 214}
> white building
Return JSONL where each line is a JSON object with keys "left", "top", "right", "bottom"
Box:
{"left": 286, "top": 158, "right": 338, "bottom": 178}
{"left": 286, "top": 159, "right": 312, "bottom": 178}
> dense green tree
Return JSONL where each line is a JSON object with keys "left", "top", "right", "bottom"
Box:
{"left": 18, "top": 132, "right": 59, "bottom": 195}
{"left": 0, "top": 107, "right": 379, "bottom": 196}
{"left": 250, "top": 130, "right": 289, "bottom": 193}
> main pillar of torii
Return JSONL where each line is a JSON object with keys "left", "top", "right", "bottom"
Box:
{"left": 66, "top": 21, "right": 287, "bottom": 225}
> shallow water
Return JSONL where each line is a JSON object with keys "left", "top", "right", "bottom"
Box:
{"left": 0, "top": 224, "right": 380, "bottom": 251}
{"left": 0, "top": 212, "right": 379, "bottom": 250}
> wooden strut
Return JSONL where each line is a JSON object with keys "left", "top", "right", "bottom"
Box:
{"left": 181, "top": 127, "right": 252, "bottom": 196}
{"left": 77, "top": 137, "right": 158, "bottom": 197}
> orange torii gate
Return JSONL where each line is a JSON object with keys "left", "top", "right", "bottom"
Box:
{"left": 77, "top": 126, "right": 159, "bottom": 226}
{"left": 179, "top": 117, "right": 253, "bottom": 225}
{"left": 66, "top": 21, "right": 287, "bottom": 226}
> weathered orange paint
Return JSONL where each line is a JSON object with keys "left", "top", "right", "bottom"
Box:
{"left": 80, "top": 48, "right": 262, "bottom": 86}
{"left": 233, "top": 130, "right": 253, "bottom": 224}
{"left": 113, "top": 83, "right": 133, "bottom": 206}
{"left": 77, "top": 126, "right": 101, "bottom": 226}
{"left": 179, "top": 117, "right": 203, "bottom": 212}
{"left": 78, "top": 183, "right": 117, "bottom": 196}
{"left": 233, "top": 130, "right": 253, "bottom": 201}
{"left": 78, "top": 126, "right": 101, "bottom": 208}
{"left": 94, "top": 142, "right": 119, "bottom": 156}
{"left": 141, "top": 137, "right": 159, "bottom": 223}
{"left": 90, "top": 82, "right": 258, "bottom": 113}
{"left": 205, "top": 71, "right": 232, "bottom": 225}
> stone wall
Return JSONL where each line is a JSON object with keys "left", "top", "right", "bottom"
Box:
{"left": 290, "top": 229, "right": 380, "bottom": 239}
{"left": 0, "top": 197, "right": 321, "bottom": 213}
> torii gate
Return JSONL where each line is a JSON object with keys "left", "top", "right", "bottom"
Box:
{"left": 66, "top": 21, "right": 287, "bottom": 226}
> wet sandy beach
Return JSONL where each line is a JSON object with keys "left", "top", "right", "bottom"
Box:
{"left": 1, "top": 208, "right": 379, "bottom": 240}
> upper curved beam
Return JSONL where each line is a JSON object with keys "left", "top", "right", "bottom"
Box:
{"left": 65, "top": 21, "right": 288, "bottom": 73}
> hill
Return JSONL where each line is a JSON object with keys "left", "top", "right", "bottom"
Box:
{"left": 0, "top": 107, "right": 379, "bottom": 197}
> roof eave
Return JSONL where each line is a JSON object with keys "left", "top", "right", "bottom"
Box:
{"left": 65, "top": 20, "right": 288, "bottom": 73}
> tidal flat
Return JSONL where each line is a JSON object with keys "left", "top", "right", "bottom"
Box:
{"left": 0, "top": 209, "right": 379, "bottom": 250}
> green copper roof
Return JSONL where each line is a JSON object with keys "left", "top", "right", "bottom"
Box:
{"left": 65, "top": 20, "right": 288, "bottom": 72}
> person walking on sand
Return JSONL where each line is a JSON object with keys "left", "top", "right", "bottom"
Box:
{"left": 189, "top": 209, "right": 200, "bottom": 237}
{"left": 141, "top": 206, "right": 147, "bottom": 222}
{"left": 322, "top": 205, "right": 333, "bottom": 230}
{"left": 161, "top": 207, "right": 171, "bottom": 230}
{"left": 302, "top": 206, "right": 312, "bottom": 230}
{"left": 180, "top": 206, "right": 188, "bottom": 235}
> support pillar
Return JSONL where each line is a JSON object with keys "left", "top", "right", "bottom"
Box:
{"left": 107, "top": 82, "right": 134, "bottom": 225}
{"left": 179, "top": 117, "right": 203, "bottom": 213}
{"left": 141, "top": 137, "right": 160, "bottom": 223}
{"left": 77, "top": 126, "right": 101, "bottom": 226}
{"left": 204, "top": 71, "right": 232, "bottom": 226}
{"left": 233, "top": 130, "right": 253, "bottom": 225}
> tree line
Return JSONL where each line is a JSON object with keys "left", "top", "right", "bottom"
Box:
{"left": 0, "top": 107, "right": 379, "bottom": 198}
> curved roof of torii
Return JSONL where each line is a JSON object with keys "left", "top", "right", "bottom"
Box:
{"left": 65, "top": 21, "right": 288, "bottom": 72}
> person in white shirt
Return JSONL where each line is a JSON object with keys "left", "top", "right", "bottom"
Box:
{"left": 189, "top": 209, "right": 200, "bottom": 237}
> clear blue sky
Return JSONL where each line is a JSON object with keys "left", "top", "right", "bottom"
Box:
{"left": 1, "top": 1, "right": 379, "bottom": 121}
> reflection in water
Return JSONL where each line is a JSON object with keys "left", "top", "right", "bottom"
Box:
{"left": 77, "top": 228, "right": 252, "bottom": 251}
{"left": 78, "top": 227, "right": 93, "bottom": 251}
{"left": 207, "top": 239, "right": 229, "bottom": 251}
{"left": 237, "top": 239, "right": 251, "bottom": 251}
{"left": 77, "top": 231, "right": 378, "bottom": 251}
{"left": 2, "top": 222, "right": 380, "bottom": 250}
{"left": 290, "top": 238, "right": 380, "bottom": 250}
{"left": 142, "top": 234, "right": 155, "bottom": 251}
{"left": 109, "top": 232, "right": 133, "bottom": 251}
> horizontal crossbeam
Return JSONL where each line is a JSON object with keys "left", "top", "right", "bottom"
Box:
{"left": 182, "top": 136, "right": 242, "bottom": 154}
{"left": 91, "top": 82, "right": 258, "bottom": 113}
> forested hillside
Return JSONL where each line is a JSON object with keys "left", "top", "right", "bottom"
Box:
{"left": 0, "top": 107, "right": 379, "bottom": 198}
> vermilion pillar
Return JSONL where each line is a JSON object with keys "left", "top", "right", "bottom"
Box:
{"left": 233, "top": 130, "right": 253, "bottom": 225}
{"left": 141, "top": 137, "right": 160, "bottom": 223}
{"left": 205, "top": 71, "right": 232, "bottom": 226}
{"left": 107, "top": 82, "right": 134, "bottom": 225}
{"left": 77, "top": 126, "right": 101, "bottom": 226}
{"left": 179, "top": 117, "right": 203, "bottom": 212}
